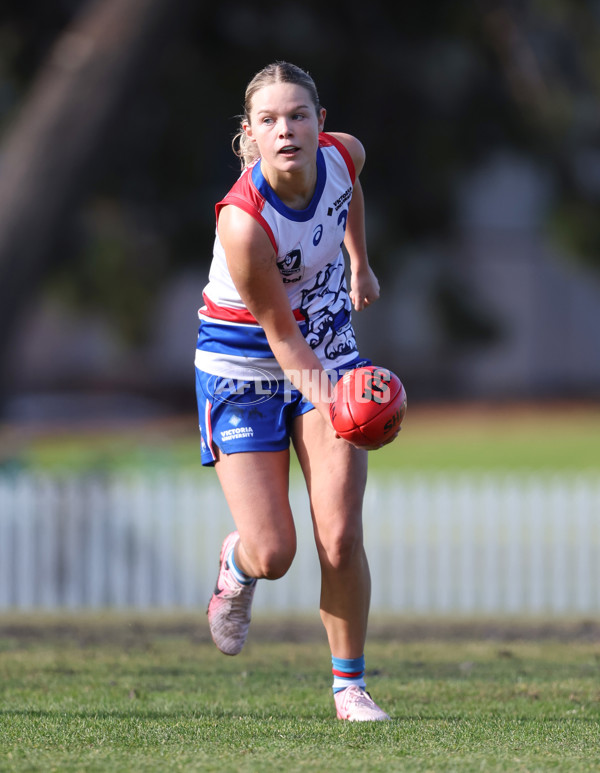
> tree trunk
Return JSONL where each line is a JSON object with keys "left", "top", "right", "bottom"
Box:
{"left": 0, "top": 0, "right": 190, "bottom": 411}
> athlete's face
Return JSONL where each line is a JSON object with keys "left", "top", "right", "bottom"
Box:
{"left": 244, "top": 82, "right": 326, "bottom": 173}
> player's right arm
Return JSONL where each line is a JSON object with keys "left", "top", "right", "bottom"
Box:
{"left": 218, "top": 204, "right": 334, "bottom": 425}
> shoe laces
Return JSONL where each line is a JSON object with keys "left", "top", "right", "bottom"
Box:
{"left": 343, "top": 685, "right": 376, "bottom": 708}
{"left": 218, "top": 564, "right": 256, "bottom": 601}
{"left": 225, "top": 578, "right": 256, "bottom": 622}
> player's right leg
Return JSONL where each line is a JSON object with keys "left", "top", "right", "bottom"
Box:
{"left": 214, "top": 448, "right": 296, "bottom": 581}
{"left": 207, "top": 448, "right": 296, "bottom": 655}
{"left": 196, "top": 367, "right": 298, "bottom": 654}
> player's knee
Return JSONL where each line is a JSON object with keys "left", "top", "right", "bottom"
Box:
{"left": 320, "top": 524, "right": 363, "bottom": 571}
{"left": 251, "top": 540, "right": 296, "bottom": 580}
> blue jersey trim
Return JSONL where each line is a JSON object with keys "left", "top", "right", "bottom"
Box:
{"left": 197, "top": 321, "right": 275, "bottom": 359}
{"left": 251, "top": 148, "right": 327, "bottom": 222}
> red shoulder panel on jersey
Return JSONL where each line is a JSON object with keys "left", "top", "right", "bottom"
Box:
{"left": 215, "top": 168, "right": 278, "bottom": 253}
{"left": 319, "top": 132, "right": 356, "bottom": 184}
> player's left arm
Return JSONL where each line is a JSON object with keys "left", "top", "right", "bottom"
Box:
{"left": 328, "top": 132, "right": 380, "bottom": 312}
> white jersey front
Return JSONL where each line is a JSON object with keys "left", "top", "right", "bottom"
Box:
{"left": 195, "top": 133, "right": 360, "bottom": 381}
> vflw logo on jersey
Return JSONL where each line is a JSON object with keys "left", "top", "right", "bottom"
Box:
{"left": 277, "top": 247, "right": 304, "bottom": 283}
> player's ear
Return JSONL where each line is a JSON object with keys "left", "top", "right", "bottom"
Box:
{"left": 318, "top": 107, "right": 326, "bottom": 132}
{"left": 243, "top": 120, "right": 256, "bottom": 142}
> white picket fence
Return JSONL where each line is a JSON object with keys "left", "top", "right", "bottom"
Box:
{"left": 0, "top": 471, "right": 599, "bottom": 614}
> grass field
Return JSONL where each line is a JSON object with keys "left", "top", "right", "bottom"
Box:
{"left": 1, "top": 403, "right": 598, "bottom": 771}
{"left": 2, "top": 400, "right": 599, "bottom": 475}
{"left": 1, "top": 616, "right": 600, "bottom": 772}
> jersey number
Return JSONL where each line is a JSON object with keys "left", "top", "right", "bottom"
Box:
{"left": 312, "top": 208, "right": 348, "bottom": 249}
{"left": 338, "top": 209, "right": 348, "bottom": 248}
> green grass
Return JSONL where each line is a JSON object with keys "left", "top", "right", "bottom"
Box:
{"left": 1, "top": 617, "right": 600, "bottom": 772}
{"left": 2, "top": 402, "right": 599, "bottom": 475}
{"left": 375, "top": 403, "right": 600, "bottom": 474}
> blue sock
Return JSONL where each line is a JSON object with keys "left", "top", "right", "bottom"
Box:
{"left": 332, "top": 655, "right": 366, "bottom": 694}
{"left": 226, "top": 546, "right": 255, "bottom": 586}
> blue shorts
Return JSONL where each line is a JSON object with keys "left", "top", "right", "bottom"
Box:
{"left": 195, "top": 357, "right": 370, "bottom": 466}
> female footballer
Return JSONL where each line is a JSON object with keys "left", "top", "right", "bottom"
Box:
{"left": 195, "top": 61, "right": 391, "bottom": 721}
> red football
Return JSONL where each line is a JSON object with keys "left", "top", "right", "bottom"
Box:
{"left": 329, "top": 365, "right": 407, "bottom": 448}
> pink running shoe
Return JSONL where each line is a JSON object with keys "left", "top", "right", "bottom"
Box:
{"left": 207, "top": 531, "right": 256, "bottom": 656}
{"left": 334, "top": 685, "right": 391, "bottom": 721}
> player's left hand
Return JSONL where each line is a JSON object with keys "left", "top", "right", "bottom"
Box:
{"left": 350, "top": 265, "right": 380, "bottom": 311}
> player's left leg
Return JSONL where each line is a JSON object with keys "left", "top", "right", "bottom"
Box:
{"left": 291, "top": 408, "right": 390, "bottom": 721}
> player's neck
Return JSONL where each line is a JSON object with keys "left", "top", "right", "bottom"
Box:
{"left": 261, "top": 162, "right": 317, "bottom": 210}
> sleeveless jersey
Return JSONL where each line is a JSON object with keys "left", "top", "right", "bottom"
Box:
{"left": 195, "top": 132, "right": 359, "bottom": 381}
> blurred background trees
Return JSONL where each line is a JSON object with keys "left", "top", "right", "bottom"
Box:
{"left": 1, "top": 0, "right": 599, "bottom": 419}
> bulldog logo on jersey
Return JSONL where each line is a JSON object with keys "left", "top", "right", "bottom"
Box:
{"left": 277, "top": 247, "right": 304, "bottom": 283}
{"left": 300, "top": 261, "right": 357, "bottom": 361}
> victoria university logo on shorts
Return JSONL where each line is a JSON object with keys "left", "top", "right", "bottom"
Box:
{"left": 220, "top": 414, "right": 254, "bottom": 443}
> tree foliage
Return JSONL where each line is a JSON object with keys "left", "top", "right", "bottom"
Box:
{"left": 0, "top": 0, "right": 599, "bottom": 386}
